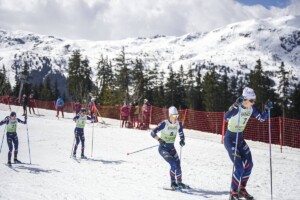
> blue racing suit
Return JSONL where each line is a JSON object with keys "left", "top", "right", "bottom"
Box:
{"left": 0, "top": 117, "right": 26, "bottom": 162}
{"left": 224, "top": 104, "right": 268, "bottom": 191}
{"left": 151, "top": 119, "right": 185, "bottom": 184}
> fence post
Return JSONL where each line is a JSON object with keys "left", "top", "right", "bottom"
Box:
{"left": 119, "top": 104, "right": 122, "bottom": 128}
{"left": 182, "top": 109, "right": 188, "bottom": 127}
{"left": 279, "top": 117, "right": 282, "bottom": 153}
{"left": 221, "top": 112, "right": 225, "bottom": 144}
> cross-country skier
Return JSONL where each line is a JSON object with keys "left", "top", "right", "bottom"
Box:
{"left": 224, "top": 87, "right": 273, "bottom": 200}
{"left": 72, "top": 108, "right": 94, "bottom": 159}
{"left": 0, "top": 112, "right": 27, "bottom": 165}
{"left": 56, "top": 96, "right": 64, "bottom": 118}
{"left": 151, "top": 106, "right": 186, "bottom": 190}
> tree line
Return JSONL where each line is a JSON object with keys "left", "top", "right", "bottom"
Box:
{"left": 1, "top": 48, "right": 299, "bottom": 119}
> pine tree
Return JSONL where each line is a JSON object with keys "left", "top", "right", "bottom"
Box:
{"left": 278, "top": 61, "right": 290, "bottom": 117}
{"left": 202, "top": 66, "right": 218, "bottom": 111}
{"left": 289, "top": 83, "right": 300, "bottom": 119}
{"left": 115, "top": 47, "right": 131, "bottom": 103}
{"left": 216, "top": 67, "right": 230, "bottom": 111}
{"left": 0, "top": 65, "right": 12, "bottom": 95}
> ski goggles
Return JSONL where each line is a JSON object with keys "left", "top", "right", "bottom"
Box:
{"left": 170, "top": 114, "right": 179, "bottom": 118}
{"left": 248, "top": 99, "right": 256, "bottom": 103}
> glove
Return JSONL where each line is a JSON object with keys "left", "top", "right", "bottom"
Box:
{"left": 179, "top": 139, "right": 185, "bottom": 147}
{"left": 233, "top": 96, "right": 244, "bottom": 107}
{"left": 265, "top": 101, "right": 273, "bottom": 110}
{"left": 158, "top": 138, "right": 166, "bottom": 146}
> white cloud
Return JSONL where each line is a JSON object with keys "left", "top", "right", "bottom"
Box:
{"left": 0, "top": 0, "right": 299, "bottom": 40}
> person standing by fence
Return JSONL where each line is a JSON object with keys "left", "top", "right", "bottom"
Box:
{"left": 224, "top": 87, "right": 273, "bottom": 200}
{"left": 28, "top": 93, "right": 36, "bottom": 115}
{"left": 22, "top": 94, "right": 28, "bottom": 116}
{"left": 141, "top": 99, "right": 150, "bottom": 129}
{"left": 121, "top": 103, "right": 129, "bottom": 128}
{"left": 56, "top": 96, "right": 64, "bottom": 118}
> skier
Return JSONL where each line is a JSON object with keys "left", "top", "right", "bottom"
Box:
{"left": 56, "top": 96, "right": 64, "bottom": 118}
{"left": 224, "top": 87, "right": 273, "bottom": 200}
{"left": 0, "top": 112, "right": 27, "bottom": 165}
{"left": 72, "top": 108, "right": 94, "bottom": 159}
{"left": 150, "top": 106, "right": 186, "bottom": 190}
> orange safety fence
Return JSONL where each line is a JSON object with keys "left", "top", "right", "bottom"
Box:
{"left": 1, "top": 96, "right": 299, "bottom": 150}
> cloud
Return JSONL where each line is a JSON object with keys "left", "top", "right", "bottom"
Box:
{"left": 0, "top": 0, "right": 299, "bottom": 40}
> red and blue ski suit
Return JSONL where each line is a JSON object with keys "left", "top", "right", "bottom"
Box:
{"left": 0, "top": 117, "right": 26, "bottom": 162}
{"left": 224, "top": 104, "right": 268, "bottom": 191}
{"left": 151, "top": 119, "right": 185, "bottom": 184}
{"left": 73, "top": 115, "right": 94, "bottom": 156}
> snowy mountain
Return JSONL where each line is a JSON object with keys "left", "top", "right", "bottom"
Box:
{"left": 0, "top": 15, "right": 300, "bottom": 89}
{"left": 0, "top": 104, "right": 299, "bottom": 200}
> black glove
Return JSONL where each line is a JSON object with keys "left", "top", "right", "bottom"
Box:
{"left": 265, "top": 100, "right": 273, "bottom": 110}
{"left": 158, "top": 138, "right": 166, "bottom": 146}
{"left": 179, "top": 139, "right": 185, "bottom": 147}
{"left": 233, "top": 96, "right": 244, "bottom": 107}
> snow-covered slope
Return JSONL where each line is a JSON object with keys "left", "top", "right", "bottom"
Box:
{"left": 0, "top": 15, "right": 300, "bottom": 87}
{"left": 0, "top": 104, "right": 299, "bottom": 200}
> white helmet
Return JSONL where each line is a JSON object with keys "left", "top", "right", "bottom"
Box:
{"left": 168, "top": 106, "right": 178, "bottom": 116}
{"left": 242, "top": 87, "right": 256, "bottom": 99}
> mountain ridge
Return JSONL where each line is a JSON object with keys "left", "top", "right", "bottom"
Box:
{"left": 0, "top": 15, "right": 299, "bottom": 90}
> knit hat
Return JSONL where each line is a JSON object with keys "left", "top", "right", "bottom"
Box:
{"left": 242, "top": 87, "right": 256, "bottom": 99}
{"left": 168, "top": 106, "right": 178, "bottom": 116}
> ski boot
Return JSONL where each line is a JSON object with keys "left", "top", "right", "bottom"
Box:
{"left": 177, "top": 182, "right": 189, "bottom": 189}
{"left": 171, "top": 182, "right": 179, "bottom": 190}
{"left": 14, "top": 159, "right": 22, "bottom": 164}
{"left": 239, "top": 187, "right": 254, "bottom": 200}
{"left": 7, "top": 160, "right": 12, "bottom": 166}
{"left": 230, "top": 190, "right": 239, "bottom": 200}
{"left": 72, "top": 153, "right": 76, "bottom": 158}
{"left": 81, "top": 154, "right": 87, "bottom": 159}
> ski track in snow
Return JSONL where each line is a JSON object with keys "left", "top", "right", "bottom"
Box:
{"left": 0, "top": 104, "right": 299, "bottom": 200}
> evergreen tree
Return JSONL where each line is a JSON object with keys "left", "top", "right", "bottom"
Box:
{"left": 40, "top": 77, "right": 53, "bottom": 101}
{"left": 67, "top": 50, "right": 92, "bottom": 102}
{"left": 0, "top": 65, "right": 12, "bottom": 95}
{"left": 228, "top": 73, "right": 239, "bottom": 104}
{"left": 278, "top": 62, "right": 290, "bottom": 117}
{"left": 194, "top": 66, "right": 203, "bottom": 110}
{"left": 96, "top": 55, "right": 115, "bottom": 105}
{"left": 216, "top": 67, "right": 230, "bottom": 111}
{"left": 202, "top": 66, "right": 218, "bottom": 111}
{"left": 115, "top": 47, "right": 131, "bottom": 103}
{"left": 289, "top": 83, "right": 300, "bottom": 119}
{"left": 165, "top": 66, "right": 180, "bottom": 107}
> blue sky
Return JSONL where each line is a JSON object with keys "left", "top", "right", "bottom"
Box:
{"left": 237, "top": 0, "right": 291, "bottom": 8}
{"left": 0, "top": 0, "right": 299, "bottom": 40}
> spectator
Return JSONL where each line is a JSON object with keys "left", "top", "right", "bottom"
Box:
{"left": 28, "top": 93, "right": 36, "bottom": 115}
{"left": 88, "top": 98, "right": 98, "bottom": 122}
{"left": 56, "top": 96, "right": 64, "bottom": 118}
{"left": 22, "top": 94, "right": 28, "bottom": 116}
{"left": 141, "top": 99, "right": 151, "bottom": 129}
{"left": 74, "top": 101, "right": 82, "bottom": 115}
{"left": 121, "top": 102, "right": 129, "bottom": 128}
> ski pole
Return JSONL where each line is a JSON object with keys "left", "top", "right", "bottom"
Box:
{"left": 180, "top": 146, "right": 182, "bottom": 160}
{"left": 127, "top": 144, "right": 159, "bottom": 155}
{"left": 229, "top": 107, "right": 241, "bottom": 200}
{"left": 70, "top": 136, "right": 75, "bottom": 158}
{"left": 26, "top": 118, "right": 32, "bottom": 164}
{"left": 0, "top": 125, "right": 7, "bottom": 154}
{"left": 91, "top": 120, "right": 95, "bottom": 157}
{"left": 268, "top": 109, "right": 273, "bottom": 200}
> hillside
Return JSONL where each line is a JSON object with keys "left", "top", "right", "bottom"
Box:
{"left": 0, "top": 15, "right": 299, "bottom": 90}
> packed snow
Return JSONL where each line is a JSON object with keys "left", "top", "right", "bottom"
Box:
{"left": 0, "top": 104, "right": 299, "bottom": 200}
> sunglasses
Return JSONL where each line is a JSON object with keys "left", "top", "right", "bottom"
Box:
{"left": 171, "top": 114, "right": 179, "bottom": 118}
{"left": 249, "top": 99, "right": 256, "bottom": 103}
